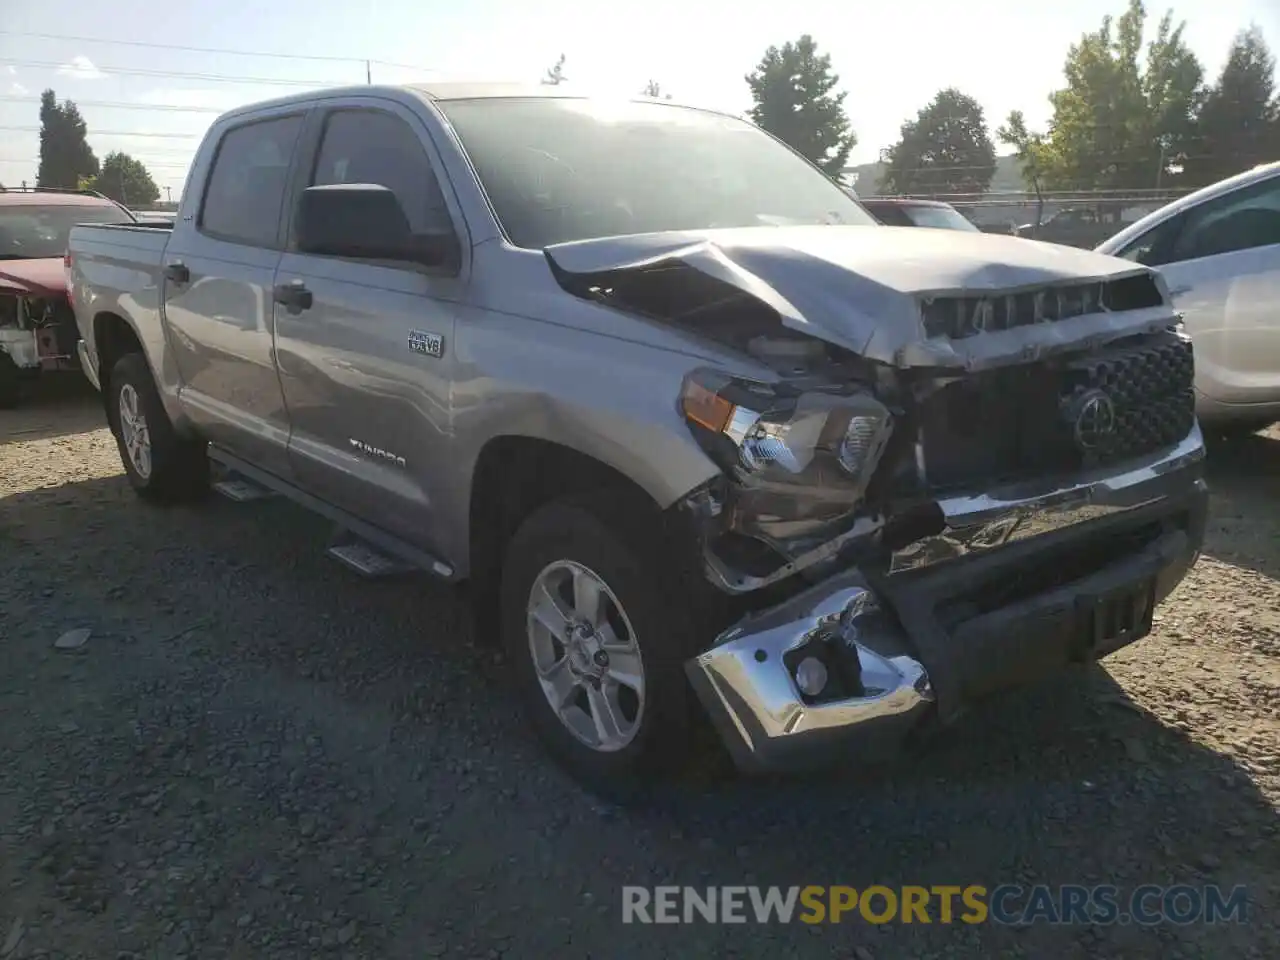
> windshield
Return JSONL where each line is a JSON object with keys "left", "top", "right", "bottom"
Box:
{"left": 0, "top": 204, "right": 131, "bottom": 260}
{"left": 903, "top": 205, "right": 978, "bottom": 232}
{"left": 438, "top": 98, "right": 877, "bottom": 248}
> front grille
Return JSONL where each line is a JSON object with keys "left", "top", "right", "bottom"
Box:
{"left": 916, "top": 331, "right": 1194, "bottom": 491}
{"left": 920, "top": 274, "right": 1165, "bottom": 340}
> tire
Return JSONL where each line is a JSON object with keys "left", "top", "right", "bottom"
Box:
{"left": 107, "top": 352, "right": 209, "bottom": 503}
{"left": 500, "top": 493, "right": 706, "bottom": 796}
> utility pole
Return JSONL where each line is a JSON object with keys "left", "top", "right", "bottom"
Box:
{"left": 366, "top": 60, "right": 372, "bottom": 84}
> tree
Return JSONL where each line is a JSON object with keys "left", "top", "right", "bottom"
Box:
{"left": 640, "top": 79, "right": 672, "bottom": 100}
{"left": 1017, "top": 1, "right": 1204, "bottom": 191}
{"left": 878, "top": 88, "right": 996, "bottom": 196}
{"left": 82, "top": 152, "right": 160, "bottom": 207}
{"left": 1187, "top": 25, "right": 1278, "bottom": 186}
{"left": 745, "top": 35, "right": 857, "bottom": 176}
{"left": 542, "top": 54, "right": 567, "bottom": 86}
{"left": 997, "top": 110, "right": 1055, "bottom": 226}
{"left": 36, "top": 89, "right": 98, "bottom": 190}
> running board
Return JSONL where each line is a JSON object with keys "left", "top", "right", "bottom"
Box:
{"left": 327, "top": 536, "right": 418, "bottom": 579}
{"left": 212, "top": 476, "right": 277, "bottom": 502}
{"left": 207, "top": 446, "right": 455, "bottom": 582}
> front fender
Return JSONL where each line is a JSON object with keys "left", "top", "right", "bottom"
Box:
{"left": 439, "top": 312, "right": 728, "bottom": 570}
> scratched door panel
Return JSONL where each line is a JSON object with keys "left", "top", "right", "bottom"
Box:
{"left": 273, "top": 252, "right": 460, "bottom": 550}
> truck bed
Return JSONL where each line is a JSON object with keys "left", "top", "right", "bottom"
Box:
{"left": 69, "top": 221, "right": 173, "bottom": 262}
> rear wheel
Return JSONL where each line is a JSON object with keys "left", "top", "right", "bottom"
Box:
{"left": 500, "top": 494, "right": 704, "bottom": 795}
{"left": 107, "top": 352, "right": 209, "bottom": 503}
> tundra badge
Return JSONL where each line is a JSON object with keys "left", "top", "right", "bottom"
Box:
{"left": 408, "top": 330, "right": 444, "bottom": 358}
{"left": 349, "top": 439, "right": 407, "bottom": 468}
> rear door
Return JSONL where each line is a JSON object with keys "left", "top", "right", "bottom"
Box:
{"left": 162, "top": 109, "right": 307, "bottom": 477}
{"left": 272, "top": 98, "right": 468, "bottom": 551}
{"left": 1146, "top": 172, "right": 1280, "bottom": 405}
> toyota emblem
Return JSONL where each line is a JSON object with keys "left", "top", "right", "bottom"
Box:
{"left": 1071, "top": 389, "right": 1117, "bottom": 450}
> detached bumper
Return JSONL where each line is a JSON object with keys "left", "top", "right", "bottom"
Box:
{"left": 687, "top": 426, "right": 1208, "bottom": 774}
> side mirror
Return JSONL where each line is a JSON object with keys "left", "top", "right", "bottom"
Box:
{"left": 294, "top": 184, "right": 458, "bottom": 268}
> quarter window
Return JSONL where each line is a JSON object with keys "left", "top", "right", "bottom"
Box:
{"left": 310, "top": 110, "right": 453, "bottom": 235}
{"left": 200, "top": 115, "right": 304, "bottom": 247}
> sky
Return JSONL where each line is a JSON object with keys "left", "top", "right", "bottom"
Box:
{"left": 1, "top": 0, "right": 1277, "bottom": 202}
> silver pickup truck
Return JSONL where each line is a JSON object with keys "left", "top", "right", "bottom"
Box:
{"left": 69, "top": 83, "right": 1208, "bottom": 791}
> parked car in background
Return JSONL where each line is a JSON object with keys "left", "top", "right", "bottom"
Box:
{"left": 1097, "top": 161, "right": 1280, "bottom": 434}
{"left": 858, "top": 197, "right": 979, "bottom": 232}
{"left": 0, "top": 187, "right": 137, "bottom": 406}
{"left": 1020, "top": 207, "right": 1136, "bottom": 249}
{"left": 69, "top": 85, "right": 1206, "bottom": 791}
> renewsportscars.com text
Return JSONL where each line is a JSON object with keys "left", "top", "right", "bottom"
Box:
{"left": 621, "top": 884, "right": 1249, "bottom": 926}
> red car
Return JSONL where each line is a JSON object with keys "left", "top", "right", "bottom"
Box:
{"left": 0, "top": 188, "right": 136, "bottom": 406}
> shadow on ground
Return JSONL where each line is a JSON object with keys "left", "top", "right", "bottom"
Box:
{"left": 2, "top": 463, "right": 1275, "bottom": 959}
{"left": 0, "top": 374, "right": 104, "bottom": 445}
{"left": 1201, "top": 429, "right": 1280, "bottom": 581}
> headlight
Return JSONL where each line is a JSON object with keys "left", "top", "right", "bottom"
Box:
{"left": 678, "top": 369, "right": 893, "bottom": 498}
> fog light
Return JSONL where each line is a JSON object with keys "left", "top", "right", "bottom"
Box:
{"left": 794, "top": 656, "right": 829, "bottom": 697}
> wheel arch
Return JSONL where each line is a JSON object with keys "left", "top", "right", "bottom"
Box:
{"left": 464, "top": 433, "right": 707, "bottom": 644}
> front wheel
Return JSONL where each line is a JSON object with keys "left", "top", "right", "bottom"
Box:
{"left": 107, "top": 352, "right": 209, "bottom": 503}
{"left": 500, "top": 495, "right": 703, "bottom": 794}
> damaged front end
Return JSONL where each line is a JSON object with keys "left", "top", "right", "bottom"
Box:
{"left": 546, "top": 230, "right": 1208, "bottom": 773}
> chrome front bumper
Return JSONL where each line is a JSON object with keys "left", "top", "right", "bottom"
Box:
{"left": 686, "top": 426, "right": 1208, "bottom": 774}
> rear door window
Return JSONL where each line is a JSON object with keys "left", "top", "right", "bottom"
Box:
{"left": 199, "top": 115, "right": 304, "bottom": 248}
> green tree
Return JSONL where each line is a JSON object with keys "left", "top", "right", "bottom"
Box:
{"left": 1187, "top": 25, "right": 1278, "bottom": 185}
{"left": 542, "top": 54, "right": 567, "bottom": 86}
{"left": 879, "top": 88, "right": 996, "bottom": 196}
{"left": 82, "top": 152, "right": 160, "bottom": 207}
{"left": 36, "top": 89, "right": 98, "bottom": 190}
{"left": 1018, "top": 1, "right": 1204, "bottom": 191}
{"left": 745, "top": 35, "right": 857, "bottom": 175}
{"left": 997, "top": 110, "right": 1055, "bottom": 225}
{"left": 1141, "top": 9, "right": 1207, "bottom": 187}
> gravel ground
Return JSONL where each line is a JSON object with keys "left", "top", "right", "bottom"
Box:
{"left": 2, "top": 378, "right": 1278, "bottom": 960}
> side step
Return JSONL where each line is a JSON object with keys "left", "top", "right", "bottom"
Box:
{"left": 213, "top": 476, "right": 277, "bottom": 502}
{"left": 326, "top": 534, "right": 418, "bottom": 579}
{"left": 206, "top": 446, "right": 455, "bottom": 582}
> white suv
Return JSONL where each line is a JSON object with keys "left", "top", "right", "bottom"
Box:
{"left": 1097, "top": 162, "right": 1280, "bottom": 434}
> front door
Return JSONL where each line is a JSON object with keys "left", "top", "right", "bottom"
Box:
{"left": 272, "top": 101, "right": 467, "bottom": 553}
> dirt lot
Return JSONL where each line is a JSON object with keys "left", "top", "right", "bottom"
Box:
{"left": 2, "top": 379, "right": 1278, "bottom": 960}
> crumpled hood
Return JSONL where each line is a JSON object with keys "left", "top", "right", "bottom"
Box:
{"left": 0, "top": 258, "right": 67, "bottom": 298}
{"left": 544, "top": 225, "right": 1177, "bottom": 369}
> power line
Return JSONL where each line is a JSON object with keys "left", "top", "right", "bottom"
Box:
{"left": 0, "top": 95, "right": 224, "bottom": 114}
{"left": 0, "top": 29, "right": 438, "bottom": 72}
{"left": 0, "top": 158, "right": 193, "bottom": 170}
{"left": 0, "top": 125, "right": 201, "bottom": 139}
{"left": 0, "top": 57, "right": 351, "bottom": 87}
{"left": 0, "top": 29, "right": 364, "bottom": 64}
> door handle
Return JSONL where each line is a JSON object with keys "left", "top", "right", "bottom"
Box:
{"left": 1168, "top": 285, "right": 1192, "bottom": 297}
{"left": 273, "top": 279, "right": 313, "bottom": 314}
{"left": 163, "top": 261, "right": 190, "bottom": 284}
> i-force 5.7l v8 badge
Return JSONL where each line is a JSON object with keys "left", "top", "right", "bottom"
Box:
{"left": 408, "top": 330, "right": 444, "bottom": 358}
